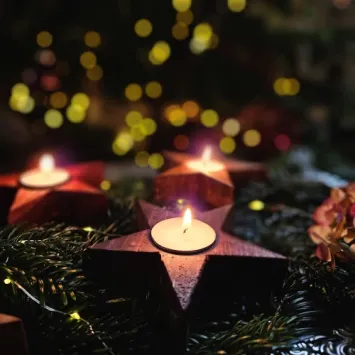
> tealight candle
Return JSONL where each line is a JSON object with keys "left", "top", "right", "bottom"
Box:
{"left": 19, "top": 154, "right": 70, "bottom": 189}
{"left": 186, "top": 146, "right": 224, "bottom": 173}
{"left": 151, "top": 208, "right": 216, "bottom": 254}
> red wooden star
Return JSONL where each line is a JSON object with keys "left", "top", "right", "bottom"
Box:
{"left": 163, "top": 150, "right": 266, "bottom": 185}
{"left": 90, "top": 200, "right": 285, "bottom": 313}
{"left": 0, "top": 161, "right": 107, "bottom": 225}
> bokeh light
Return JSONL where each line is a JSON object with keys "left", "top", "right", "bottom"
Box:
{"left": 274, "top": 78, "right": 300, "bottom": 96}
{"left": 193, "top": 23, "right": 213, "bottom": 43}
{"left": 66, "top": 105, "right": 86, "bottom": 123}
{"left": 209, "top": 34, "right": 219, "bottom": 49}
{"left": 228, "top": 0, "right": 247, "bottom": 12}
{"left": 86, "top": 65, "right": 103, "bottom": 81}
{"left": 249, "top": 200, "right": 265, "bottom": 211}
{"left": 112, "top": 131, "right": 134, "bottom": 155}
{"left": 126, "top": 111, "right": 143, "bottom": 127}
{"left": 130, "top": 125, "right": 146, "bottom": 141}
{"left": 37, "top": 31, "right": 53, "bottom": 48}
{"left": 50, "top": 92, "right": 68, "bottom": 109}
{"left": 72, "top": 93, "right": 90, "bottom": 110}
{"left": 182, "top": 100, "right": 199, "bottom": 118}
{"left": 84, "top": 31, "right": 101, "bottom": 48}
{"left": 10, "top": 96, "right": 35, "bottom": 114}
{"left": 145, "top": 81, "right": 162, "bottom": 98}
{"left": 148, "top": 153, "right": 164, "bottom": 169}
{"left": 135, "top": 151, "right": 150, "bottom": 167}
{"left": 222, "top": 118, "right": 240, "bottom": 137}
{"left": 174, "top": 134, "right": 189, "bottom": 150}
{"left": 40, "top": 75, "right": 60, "bottom": 91}
{"left": 134, "top": 19, "right": 153, "bottom": 38}
{"left": 333, "top": 0, "right": 351, "bottom": 9}
{"left": 243, "top": 129, "right": 261, "bottom": 147}
{"left": 44, "top": 109, "right": 64, "bottom": 129}
{"left": 172, "top": 22, "right": 189, "bottom": 40}
{"left": 219, "top": 136, "right": 236, "bottom": 154}
{"left": 168, "top": 108, "right": 187, "bottom": 126}
{"left": 38, "top": 49, "right": 56, "bottom": 66}
{"left": 176, "top": 10, "right": 194, "bottom": 25}
{"left": 150, "top": 41, "right": 171, "bottom": 65}
{"left": 141, "top": 118, "right": 157, "bottom": 135}
{"left": 125, "top": 83, "right": 143, "bottom": 101}
{"left": 100, "top": 180, "right": 111, "bottom": 191}
{"left": 172, "top": 0, "right": 191, "bottom": 12}
{"left": 201, "top": 109, "right": 219, "bottom": 127}
{"left": 80, "top": 51, "right": 97, "bottom": 70}
{"left": 12, "top": 83, "right": 29, "bottom": 97}
{"left": 274, "top": 134, "right": 291, "bottom": 151}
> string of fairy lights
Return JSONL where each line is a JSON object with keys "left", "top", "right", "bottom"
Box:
{"left": 8, "top": 0, "right": 297, "bottom": 171}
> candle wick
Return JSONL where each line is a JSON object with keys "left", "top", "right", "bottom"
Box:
{"left": 183, "top": 228, "right": 188, "bottom": 234}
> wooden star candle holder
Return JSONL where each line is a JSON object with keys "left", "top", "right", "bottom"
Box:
{"left": 87, "top": 200, "right": 286, "bottom": 354}
{"left": 88, "top": 200, "right": 285, "bottom": 313}
{"left": 0, "top": 157, "right": 107, "bottom": 225}
{"left": 0, "top": 314, "right": 28, "bottom": 355}
{"left": 163, "top": 149, "right": 266, "bottom": 186}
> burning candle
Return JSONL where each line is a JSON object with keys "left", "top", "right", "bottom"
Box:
{"left": 151, "top": 207, "right": 216, "bottom": 254}
{"left": 186, "top": 146, "right": 224, "bottom": 173}
{"left": 19, "top": 154, "right": 70, "bottom": 189}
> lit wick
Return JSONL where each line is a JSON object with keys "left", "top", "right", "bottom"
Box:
{"left": 182, "top": 208, "right": 192, "bottom": 234}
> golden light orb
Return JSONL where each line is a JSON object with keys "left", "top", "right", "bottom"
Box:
{"left": 145, "top": 81, "right": 162, "bottom": 99}
{"left": 243, "top": 129, "right": 261, "bottom": 147}
{"left": 148, "top": 153, "right": 164, "bottom": 169}
{"left": 84, "top": 31, "right": 101, "bottom": 48}
{"left": 37, "top": 31, "right": 53, "bottom": 48}
{"left": 50, "top": 92, "right": 68, "bottom": 109}
{"left": 135, "top": 151, "right": 150, "bottom": 167}
{"left": 172, "top": 0, "right": 192, "bottom": 12}
{"left": 200, "top": 109, "right": 219, "bottom": 127}
{"left": 134, "top": 19, "right": 153, "bottom": 38}
{"left": 44, "top": 109, "right": 64, "bottom": 129}
{"left": 80, "top": 51, "right": 97, "bottom": 70}
{"left": 219, "top": 136, "right": 236, "bottom": 154}
{"left": 125, "top": 83, "right": 143, "bottom": 101}
{"left": 222, "top": 118, "right": 240, "bottom": 137}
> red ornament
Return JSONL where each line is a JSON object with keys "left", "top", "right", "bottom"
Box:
{"left": 0, "top": 161, "right": 107, "bottom": 225}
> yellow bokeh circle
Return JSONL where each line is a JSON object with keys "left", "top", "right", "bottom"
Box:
{"left": 125, "top": 83, "right": 143, "bottom": 101}
{"left": 80, "top": 51, "right": 97, "bottom": 70}
{"left": 134, "top": 19, "right": 153, "bottom": 38}
{"left": 151, "top": 41, "right": 171, "bottom": 64}
{"left": 37, "top": 31, "right": 53, "bottom": 48}
{"left": 72, "top": 93, "right": 90, "bottom": 110}
{"left": 228, "top": 0, "right": 246, "bottom": 12}
{"left": 50, "top": 92, "right": 68, "bottom": 109}
{"left": 66, "top": 105, "right": 86, "bottom": 123}
{"left": 200, "top": 109, "right": 219, "bottom": 127}
{"left": 176, "top": 10, "right": 194, "bottom": 25}
{"left": 222, "top": 118, "right": 240, "bottom": 137}
{"left": 141, "top": 118, "right": 157, "bottom": 135}
{"left": 169, "top": 108, "right": 187, "bottom": 126}
{"left": 219, "top": 137, "right": 236, "bottom": 154}
{"left": 172, "top": 22, "right": 189, "bottom": 40}
{"left": 44, "top": 109, "right": 63, "bottom": 129}
{"left": 84, "top": 31, "right": 101, "bottom": 48}
{"left": 126, "top": 111, "right": 143, "bottom": 127}
{"left": 172, "top": 0, "right": 192, "bottom": 12}
{"left": 145, "top": 81, "right": 162, "bottom": 99}
{"left": 243, "top": 129, "right": 261, "bottom": 147}
{"left": 86, "top": 66, "right": 103, "bottom": 81}
{"left": 148, "top": 153, "right": 164, "bottom": 169}
{"left": 249, "top": 200, "right": 265, "bottom": 211}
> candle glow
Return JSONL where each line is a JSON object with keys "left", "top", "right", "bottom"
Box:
{"left": 19, "top": 154, "right": 70, "bottom": 189}
{"left": 151, "top": 206, "right": 216, "bottom": 254}
{"left": 182, "top": 208, "right": 192, "bottom": 233}
{"left": 186, "top": 146, "right": 224, "bottom": 173}
{"left": 39, "top": 154, "right": 54, "bottom": 174}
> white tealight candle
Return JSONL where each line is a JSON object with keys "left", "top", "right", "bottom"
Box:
{"left": 151, "top": 208, "right": 216, "bottom": 254}
{"left": 186, "top": 146, "right": 224, "bottom": 173}
{"left": 19, "top": 154, "right": 70, "bottom": 189}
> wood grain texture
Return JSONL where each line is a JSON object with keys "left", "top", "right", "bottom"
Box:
{"left": 91, "top": 200, "right": 286, "bottom": 313}
{"left": 154, "top": 165, "right": 234, "bottom": 208}
{"left": 0, "top": 161, "right": 107, "bottom": 225}
{"left": 0, "top": 314, "right": 28, "bottom": 355}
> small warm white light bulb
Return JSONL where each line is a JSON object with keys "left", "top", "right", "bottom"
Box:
{"left": 39, "top": 154, "right": 54, "bottom": 174}
{"left": 202, "top": 146, "right": 211, "bottom": 164}
{"left": 70, "top": 312, "right": 81, "bottom": 320}
{"left": 182, "top": 208, "right": 192, "bottom": 233}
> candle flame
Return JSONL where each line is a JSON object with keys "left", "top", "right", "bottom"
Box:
{"left": 202, "top": 146, "right": 211, "bottom": 163}
{"left": 182, "top": 208, "right": 192, "bottom": 231}
{"left": 39, "top": 154, "right": 54, "bottom": 174}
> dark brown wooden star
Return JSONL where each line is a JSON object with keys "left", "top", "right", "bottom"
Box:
{"left": 90, "top": 200, "right": 285, "bottom": 313}
{"left": 0, "top": 162, "right": 107, "bottom": 225}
